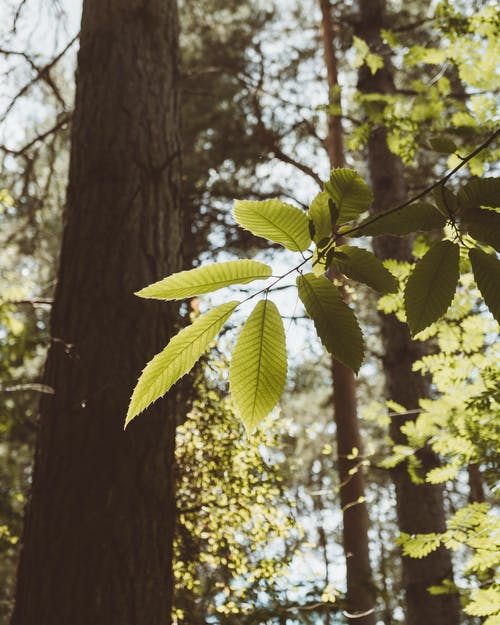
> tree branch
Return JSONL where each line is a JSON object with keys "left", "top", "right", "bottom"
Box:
{"left": 341, "top": 127, "right": 500, "bottom": 238}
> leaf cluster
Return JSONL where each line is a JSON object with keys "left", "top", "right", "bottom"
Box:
{"left": 127, "top": 164, "right": 499, "bottom": 432}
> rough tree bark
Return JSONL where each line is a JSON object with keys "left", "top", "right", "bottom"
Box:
{"left": 355, "top": 1, "right": 461, "bottom": 624}
{"left": 319, "top": 2, "right": 375, "bottom": 622}
{"left": 11, "top": 1, "right": 182, "bottom": 624}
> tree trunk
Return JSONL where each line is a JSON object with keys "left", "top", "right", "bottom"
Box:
{"left": 11, "top": 2, "right": 182, "bottom": 624}
{"left": 319, "top": 2, "right": 375, "bottom": 622}
{"left": 355, "top": 2, "right": 460, "bottom": 624}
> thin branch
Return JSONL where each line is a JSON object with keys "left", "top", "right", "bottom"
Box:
{"left": 0, "top": 383, "right": 55, "bottom": 394}
{"left": 4, "top": 298, "right": 53, "bottom": 306}
{"left": 270, "top": 145, "right": 323, "bottom": 187}
{"left": 0, "top": 112, "right": 71, "bottom": 156}
{"left": 1, "top": 32, "right": 79, "bottom": 122}
{"left": 341, "top": 127, "right": 500, "bottom": 238}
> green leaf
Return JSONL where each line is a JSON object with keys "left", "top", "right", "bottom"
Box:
{"left": 331, "top": 245, "right": 399, "bottom": 294}
{"left": 462, "top": 207, "right": 500, "bottom": 252}
{"left": 297, "top": 273, "right": 364, "bottom": 372}
{"left": 433, "top": 186, "right": 458, "bottom": 216}
{"left": 404, "top": 240, "right": 460, "bottom": 336}
{"left": 136, "top": 260, "right": 272, "bottom": 300}
{"left": 465, "top": 588, "right": 500, "bottom": 617}
{"left": 347, "top": 202, "right": 445, "bottom": 237}
{"left": 308, "top": 190, "right": 332, "bottom": 243}
{"left": 324, "top": 168, "right": 373, "bottom": 225}
{"left": 459, "top": 177, "right": 500, "bottom": 211}
{"left": 229, "top": 300, "right": 287, "bottom": 432}
{"left": 126, "top": 301, "right": 239, "bottom": 426}
{"left": 399, "top": 533, "right": 442, "bottom": 559}
{"left": 429, "top": 136, "right": 457, "bottom": 154}
{"left": 469, "top": 248, "right": 500, "bottom": 325}
{"left": 233, "top": 199, "right": 311, "bottom": 252}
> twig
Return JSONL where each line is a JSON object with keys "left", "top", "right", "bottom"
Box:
{"left": 1, "top": 32, "right": 79, "bottom": 122}
{"left": 341, "top": 127, "right": 500, "bottom": 238}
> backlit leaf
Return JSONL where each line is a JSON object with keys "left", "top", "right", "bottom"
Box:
{"left": 399, "top": 533, "right": 442, "bottom": 559}
{"left": 126, "top": 301, "right": 239, "bottom": 426}
{"left": 348, "top": 202, "right": 445, "bottom": 237}
{"left": 233, "top": 199, "right": 311, "bottom": 252}
{"left": 297, "top": 273, "right": 364, "bottom": 372}
{"left": 324, "top": 168, "right": 373, "bottom": 224}
{"left": 469, "top": 248, "right": 500, "bottom": 324}
{"left": 332, "top": 245, "right": 399, "bottom": 293}
{"left": 308, "top": 190, "right": 332, "bottom": 243}
{"left": 136, "top": 260, "right": 272, "bottom": 300}
{"left": 230, "top": 300, "right": 287, "bottom": 432}
{"left": 404, "top": 240, "right": 460, "bottom": 336}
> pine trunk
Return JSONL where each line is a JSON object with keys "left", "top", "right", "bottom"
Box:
{"left": 355, "top": 1, "right": 460, "bottom": 623}
{"left": 11, "top": 2, "right": 182, "bottom": 624}
{"left": 319, "top": 2, "right": 375, "bottom": 621}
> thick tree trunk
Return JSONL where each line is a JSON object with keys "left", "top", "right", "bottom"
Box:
{"left": 355, "top": 2, "right": 460, "bottom": 624}
{"left": 319, "top": 2, "right": 375, "bottom": 622}
{"left": 11, "top": 2, "right": 182, "bottom": 624}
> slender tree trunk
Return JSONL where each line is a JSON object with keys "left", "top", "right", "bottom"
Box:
{"left": 355, "top": 2, "right": 460, "bottom": 624}
{"left": 11, "top": 2, "right": 182, "bottom": 624}
{"left": 319, "top": 2, "right": 375, "bottom": 622}
{"left": 468, "top": 463, "right": 485, "bottom": 503}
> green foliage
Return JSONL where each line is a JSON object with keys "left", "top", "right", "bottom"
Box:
{"left": 174, "top": 368, "right": 301, "bottom": 624}
{"left": 136, "top": 260, "right": 272, "bottom": 300}
{"left": 229, "top": 300, "right": 287, "bottom": 432}
{"left": 233, "top": 199, "right": 311, "bottom": 252}
{"left": 462, "top": 206, "right": 500, "bottom": 252}
{"left": 297, "top": 273, "right": 364, "bottom": 373}
{"left": 469, "top": 248, "right": 500, "bottom": 325}
{"left": 331, "top": 245, "right": 399, "bottom": 294}
{"left": 323, "top": 168, "right": 373, "bottom": 225}
{"left": 128, "top": 155, "right": 499, "bottom": 428}
{"left": 126, "top": 301, "right": 239, "bottom": 425}
{"left": 459, "top": 177, "right": 500, "bottom": 212}
{"left": 458, "top": 177, "right": 500, "bottom": 252}
{"left": 308, "top": 190, "right": 333, "bottom": 243}
{"left": 351, "top": 202, "right": 446, "bottom": 237}
{"left": 398, "top": 532, "right": 441, "bottom": 558}
{"left": 429, "top": 136, "right": 457, "bottom": 154}
{"left": 399, "top": 503, "right": 500, "bottom": 621}
{"left": 352, "top": 36, "right": 384, "bottom": 75}
{"left": 404, "top": 240, "right": 460, "bottom": 336}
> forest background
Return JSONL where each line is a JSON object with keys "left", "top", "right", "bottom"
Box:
{"left": 0, "top": 0, "right": 499, "bottom": 624}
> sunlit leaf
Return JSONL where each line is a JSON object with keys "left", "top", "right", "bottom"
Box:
{"left": 308, "top": 190, "right": 332, "bottom": 243}
{"left": 404, "top": 240, "right": 460, "bottom": 336}
{"left": 136, "top": 260, "right": 272, "bottom": 300}
{"left": 126, "top": 301, "right": 239, "bottom": 426}
{"left": 324, "top": 168, "right": 373, "bottom": 224}
{"left": 332, "top": 245, "right": 399, "bottom": 293}
{"left": 297, "top": 273, "right": 364, "bottom": 372}
{"left": 399, "top": 532, "right": 442, "bottom": 559}
{"left": 465, "top": 588, "right": 500, "bottom": 617}
{"left": 233, "top": 199, "right": 311, "bottom": 251}
{"left": 230, "top": 300, "right": 287, "bottom": 432}
{"left": 348, "top": 202, "right": 445, "bottom": 237}
{"left": 469, "top": 248, "right": 500, "bottom": 324}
